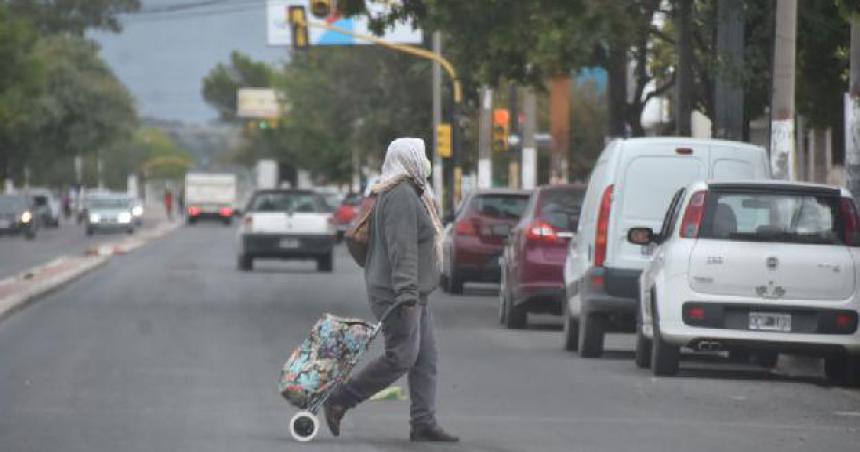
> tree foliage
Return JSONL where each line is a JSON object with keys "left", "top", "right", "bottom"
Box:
{"left": 202, "top": 51, "right": 276, "bottom": 121}
{"left": 2, "top": 0, "right": 140, "bottom": 35}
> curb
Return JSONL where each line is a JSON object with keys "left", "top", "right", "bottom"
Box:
{"left": 0, "top": 221, "right": 181, "bottom": 322}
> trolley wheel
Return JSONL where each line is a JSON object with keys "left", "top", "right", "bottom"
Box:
{"left": 289, "top": 411, "right": 320, "bottom": 442}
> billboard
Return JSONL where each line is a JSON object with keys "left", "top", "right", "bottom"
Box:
{"left": 237, "top": 88, "right": 282, "bottom": 118}
{"left": 267, "top": 0, "right": 423, "bottom": 47}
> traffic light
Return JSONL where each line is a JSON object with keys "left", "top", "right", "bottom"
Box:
{"left": 493, "top": 108, "right": 510, "bottom": 152}
{"left": 310, "top": 0, "right": 333, "bottom": 19}
{"left": 288, "top": 6, "right": 309, "bottom": 50}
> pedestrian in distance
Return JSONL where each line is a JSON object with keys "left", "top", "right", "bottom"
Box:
{"left": 324, "top": 137, "right": 459, "bottom": 442}
{"left": 163, "top": 189, "right": 173, "bottom": 221}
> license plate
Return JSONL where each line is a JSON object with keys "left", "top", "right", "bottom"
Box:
{"left": 279, "top": 238, "right": 300, "bottom": 249}
{"left": 749, "top": 312, "right": 791, "bottom": 332}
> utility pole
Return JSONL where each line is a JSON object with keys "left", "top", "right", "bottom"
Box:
{"left": 432, "top": 31, "right": 444, "bottom": 211}
{"left": 769, "top": 0, "right": 797, "bottom": 180}
{"left": 846, "top": 16, "right": 860, "bottom": 198}
{"left": 522, "top": 86, "right": 537, "bottom": 189}
{"left": 508, "top": 84, "right": 520, "bottom": 189}
{"left": 477, "top": 86, "right": 493, "bottom": 189}
{"left": 713, "top": 0, "right": 745, "bottom": 140}
{"left": 675, "top": 0, "right": 693, "bottom": 136}
{"left": 549, "top": 75, "right": 570, "bottom": 183}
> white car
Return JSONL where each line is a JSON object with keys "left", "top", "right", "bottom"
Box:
{"left": 630, "top": 180, "right": 860, "bottom": 386}
{"left": 236, "top": 189, "right": 336, "bottom": 272}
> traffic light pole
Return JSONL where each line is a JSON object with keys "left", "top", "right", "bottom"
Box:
{"left": 302, "top": 19, "right": 464, "bottom": 215}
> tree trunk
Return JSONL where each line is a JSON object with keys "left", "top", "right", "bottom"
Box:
{"left": 607, "top": 44, "right": 628, "bottom": 138}
{"left": 713, "top": 0, "right": 745, "bottom": 140}
{"left": 847, "top": 16, "right": 860, "bottom": 198}
{"left": 549, "top": 75, "right": 570, "bottom": 183}
{"left": 675, "top": 0, "right": 694, "bottom": 136}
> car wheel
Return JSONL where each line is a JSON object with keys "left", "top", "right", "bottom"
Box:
{"left": 755, "top": 351, "right": 779, "bottom": 369}
{"left": 448, "top": 274, "right": 464, "bottom": 294}
{"left": 503, "top": 292, "right": 527, "bottom": 329}
{"left": 634, "top": 309, "right": 652, "bottom": 369}
{"left": 127, "top": 227, "right": 134, "bottom": 234}
{"left": 824, "top": 355, "right": 860, "bottom": 387}
{"left": 650, "top": 301, "right": 680, "bottom": 376}
{"left": 439, "top": 274, "right": 450, "bottom": 294}
{"left": 238, "top": 254, "right": 253, "bottom": 271}
{"left": 498, "top": 272, "right": 507, "bottom": 324}
{"left": 562, "top": 308, "right": 579, "bottom": 352}
{"left": 85, "top": 227, "right": 94, "bottom": 236}
{"left": 187, "top": 218, "right": 196, "bottom": 226}
{"left": 317, "top": 253, "right": 334, "bottom": 272}
{"left": 578, "top": 312, "right": 605, "bottom": 358}
{"left": 25, "top": 230, "right": 36, "bottom": 240}
{"left": 223, "top": 217, "right": 232, "bottom": 226}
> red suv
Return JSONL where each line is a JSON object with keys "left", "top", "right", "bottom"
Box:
{"left": 441, "top": 189, "right": 531, "bottom": 294}
{"left": 499, "top": 184, "right": 585, "bottom": 329}
{"left": 332, "top": 193, "right": 361, "bottom": 240}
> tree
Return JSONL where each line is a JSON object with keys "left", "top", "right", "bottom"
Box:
{"left": 2, "top": 0, "right": 140, "bottom": 35}
{"left": 202, "top": 51, "right": 276, "bottom": 121}
{"left": 0, "top": 5, "right": 43, "bottom": 184}
{"left": 23, "top": 35, "right": 137, "bottom": 187}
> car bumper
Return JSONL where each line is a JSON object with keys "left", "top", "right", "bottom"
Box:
{"left": 656, "top": 279, "right": 860, "bottom": 354}
{"left": 241, "top": 233, "right": 335, "bottom": 258}
{"left": 89, "top": 222, "right": 133, "bottom": 230}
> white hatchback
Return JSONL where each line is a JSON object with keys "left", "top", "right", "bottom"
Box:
{"left": 630, "top": 180, "right": 860, "bottom": 386}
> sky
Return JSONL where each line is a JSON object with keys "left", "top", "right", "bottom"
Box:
{"left": 90, "top": 0, "right": 287, "bottom": 124}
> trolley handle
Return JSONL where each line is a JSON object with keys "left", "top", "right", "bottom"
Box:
{"left": 378, "top": 298, "right": 416, "bottom": 325}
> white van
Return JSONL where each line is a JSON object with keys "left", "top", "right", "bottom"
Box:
{"left": 562, "top": 137, "right": 771, "bottom": 358}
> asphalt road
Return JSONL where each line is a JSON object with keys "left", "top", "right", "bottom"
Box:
{"left": 0, "top": 209, "right": 171, "bottom": 280}
{"left": 0, "top": 225, "right": 858, "bottom": 452}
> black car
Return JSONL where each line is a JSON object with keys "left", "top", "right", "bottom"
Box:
{"left": 0, "top": 194, "right": 38, "bottom": 239}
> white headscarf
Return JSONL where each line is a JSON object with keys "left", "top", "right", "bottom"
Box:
{"left": 371, "top": 138, "right": 444, "bottom": 268}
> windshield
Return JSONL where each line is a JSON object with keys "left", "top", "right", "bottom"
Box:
{"left": 700, "top": 191, "right": 851, "bottom": 245}
{"left": 88, "top": 198, "right": 131, "bottom": 210}
{"left": 0, "top": 196, "right": 27, "bottom": 212}
{"left": 248, "top": 192, "right": 324, "bottom": 213}
{"left": 538, "top": 189, "right": 585, "bottom": 231}
{"left": 469, "top": 194, "right": 529, "bottom": 220}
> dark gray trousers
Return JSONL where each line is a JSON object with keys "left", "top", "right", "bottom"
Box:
{"left": 331, "top": 300, "right": 437, "bottom": 429}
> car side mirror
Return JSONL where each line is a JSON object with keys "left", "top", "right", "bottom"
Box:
{"left": 627, "top": 227, "right": 656, "bottom": 245}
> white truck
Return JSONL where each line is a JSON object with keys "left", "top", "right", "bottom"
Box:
{"left": 184, "top": 172, "right": 238, "bottom": 225}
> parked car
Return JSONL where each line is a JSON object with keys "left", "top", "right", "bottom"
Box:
{"left": 563, "top": 138, "right": 771, "bottom": 357}
{"left": 0, "top": 194, "right": 37, "bottom": 239}
{"left": 630, "top": 181, "right": 860, "bottom": 385}
{"left": 85, "top": 195, "right": 136, "bottom": 235}
{"left": 499, "top": 184, "right": 585, "bottom": 328}
{"left": 27, "top": 188, "right": 61, "bottom": 227}
{"left": 236, "top": 190, "right": 336, "bottom": 272}
{"left": 441, "top": 189, "right": 531, "bottom": 294}
{"left": 332, "top": 193, "right": 362, "bottom": 240}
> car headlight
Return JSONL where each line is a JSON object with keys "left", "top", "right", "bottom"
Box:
{"left": 118, "top": 212, "right": 132, "bottom": 224}
{"left": 89, "top": 213, "right": 101, "bottom": 223}
{"left": 131, "top": 205, "right": 143, "bottom": 217}
{"left": 21, "top": 211, "right": 32, "bottom": 223}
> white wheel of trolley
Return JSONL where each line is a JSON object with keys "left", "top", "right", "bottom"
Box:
{"left": 289, "top": 411, "right": 320, "bottom": 442}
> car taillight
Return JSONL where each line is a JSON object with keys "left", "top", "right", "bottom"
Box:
{"left": 525, "top": 220, "right": 560, "bottom": 243}
{"left": 680, "top": 191, "right": 708, "bottom": 238}
{"left": 188, "top": 206, "right": 201, "bottom": 216}
{"left": 594, "top": 185, "right": 613, "bottom": 267}
{"left": 839, "top": 198, "right": 860, "bottom": 245}
{"left": 219, "top": 207, "right": 233, "bottom": 217}
{"left": 455, "top": 219, "right": 477, "bottom": 236}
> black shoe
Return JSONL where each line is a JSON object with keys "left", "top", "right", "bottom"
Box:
{"left": 323, "top": 402, "right": 347, "bottom": 437}
{"left": 410, "top": 425, "right": 460, "bottom": 442}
